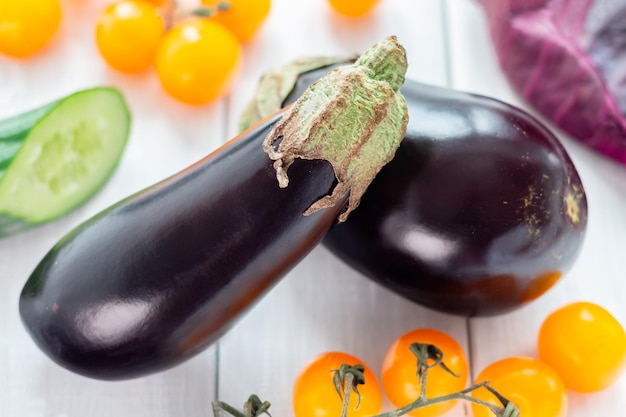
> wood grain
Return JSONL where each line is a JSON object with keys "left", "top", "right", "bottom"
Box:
{"left": 0, "top": 1, "right": 624, "bottom": 416}
{"left": 447, "top": 1, "right": 626, "bottom": 415}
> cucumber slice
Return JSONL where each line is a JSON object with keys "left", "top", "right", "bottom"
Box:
{"left": 0, "top": 101, "right": 58, "bottom": 179}
{"left": 0, "top": 87, "right": 131, "bottom": 237}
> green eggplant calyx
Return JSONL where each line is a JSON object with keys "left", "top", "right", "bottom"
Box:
{"left": 262, "top": 35, "right": 409, "bottom": 222}
{"left": 238, "top": 56, "right": 355, "bottom": 132}
{"left": 354, "top": 35, "right": 407, "bottom": 92}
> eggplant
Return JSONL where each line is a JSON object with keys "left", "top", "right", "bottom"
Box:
{"left": 244, "top": 60, "right": 588, "bottom": 317}
{"left": 18, "top": 37, "right": 409, "bottom": 380}
{"left": 323, "top": 81, "right": 587, "bottom": 316}
{"left": 19, "top": 113, "right": 341, "bottom": 380}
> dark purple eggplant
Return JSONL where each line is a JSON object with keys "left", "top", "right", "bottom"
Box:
{"left": 323, "top": 80, "right": 587, "bottom": 316}
{"left": 19, "top": 112, "right": 343, "bottom": 380}
{"left": 261, "top": 61, "right": 587, "bottom": 317}
{"left": 19, "top": 37, "right": 410, "bottom": 380}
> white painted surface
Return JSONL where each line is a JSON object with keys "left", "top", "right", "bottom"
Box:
{"left": 0, "top": 0, "right": 623, "bottom": 416}
{"left": 447, "top": 1, "right": 626, "bottom": 415}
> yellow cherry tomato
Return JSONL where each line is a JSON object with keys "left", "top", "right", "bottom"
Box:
{"left": 0, "top": 0, "right": 62, "bottom": 58}
{"left": 155, "top": 18, "right": 242, "bottom": 105}
{"left": 381, "top": 328, "right": 469, "bottom": 417}
{"left": 293, "top": 352, "right": 382, "bottom": 417}
{"left": 471, "top": 357, "right": 568, "bottom": 417}
{"left": 201, "top": 0, "right": 271, "bottom": 42}
{"left": 538, "top": 301, "right": 626, "bottom": 392}
{"left": 328, "top": 0, "right": 380, "bottom": 17}
{"left": 95, "top": 0, "right": 165, "bottom": 73}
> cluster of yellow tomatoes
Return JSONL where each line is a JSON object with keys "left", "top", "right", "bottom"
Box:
{"left": 94, "top": 0, "right": 270, "bottom": 105}
{"left": 293, "top": 301, "right": 626, "bottom": 417}
{"left": 0, "top": 0, "right": 381, "bottom": 106}
{"left": 0, "top": 0, "right": 269, "bottom": 105}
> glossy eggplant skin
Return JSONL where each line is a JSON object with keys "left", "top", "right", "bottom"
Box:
{"left": 19, "top": 112, "right": 342, "bottom": 380}
{"left": 286, "top": 69, "right": 588, "bottom": 317}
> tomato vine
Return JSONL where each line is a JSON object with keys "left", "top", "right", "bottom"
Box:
{"left": 214, "top": 342, "right": 520, "bottom": 417}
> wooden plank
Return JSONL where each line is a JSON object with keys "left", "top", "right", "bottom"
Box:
{"left": 0, "top": 0, "right": 219, "bottom": 415}
{"left": 218, "top": 2, "right": 471, "bottom": 417}
{"left": 446, "top": 1, "right": 626, "bottom": 415}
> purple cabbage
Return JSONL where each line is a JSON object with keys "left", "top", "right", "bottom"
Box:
{"left": 478, "top": 0, "right": 626, "bottom": 164}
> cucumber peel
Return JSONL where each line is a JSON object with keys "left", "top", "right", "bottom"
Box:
{"left": 0, "top": 87, "right": 131, "bottom": 237}
{"left": 0, "top": 102, "right": 58, "bottom": 179}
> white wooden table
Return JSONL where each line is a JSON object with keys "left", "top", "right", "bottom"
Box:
{"left": 1, "top": 0, "right": 625, "bottom": 416}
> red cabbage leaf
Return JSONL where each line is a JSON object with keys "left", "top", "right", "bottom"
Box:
{"left": 478, "top": 0, "right": 626, "bottom": 164}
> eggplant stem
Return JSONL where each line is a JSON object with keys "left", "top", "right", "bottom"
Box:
{"left": 262, "top": 36, "right": 409, "bottom": 223}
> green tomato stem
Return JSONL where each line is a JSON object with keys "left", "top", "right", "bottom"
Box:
{"left": 213, "top": 401, "right": 247, "bottom": 417}
{"left": 212, "top": 369, "right": 520, "bottom": 417}
{"left": 340, "top": 372, "right": 354, "bottom": 417}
